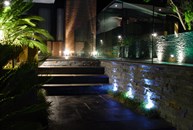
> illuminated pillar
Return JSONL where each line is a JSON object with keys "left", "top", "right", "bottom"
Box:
{"left": 65, "top": 0, "right": 78, "bottom": 54}
{"left": 65, "top": 0, "right": 96, "bottom": 54}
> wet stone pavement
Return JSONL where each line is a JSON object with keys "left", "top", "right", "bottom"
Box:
{"left": 46, "top": 95, "right": 175, "bottom": 130}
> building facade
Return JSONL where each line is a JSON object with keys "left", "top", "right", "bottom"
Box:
{"left": 30, "top": 0, "right": 96, "bottom": 57}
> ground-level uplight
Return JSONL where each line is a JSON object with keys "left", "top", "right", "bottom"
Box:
{"left": 113, "top": 85, "right": 118, "bottom": 92}
{"left": 63, "top": 49, "right": 70, "bottom": 56}
{"left": 170, "top": 54, "right": 174, "bottom": 58}
{"left": 144, "top": 88, "right": 154, "bottom": 109}
{"left": 152, "top": 33, "right": 157, "bottom": 37}
{"left": 118, "top": 35, "right": 122, "bottom": 39}
{"left": 63, "top": 49, "right": 70, "bottom": 59}
{"left": 125, "top": 87, "right": 134, "bottom": 99}
{"left": 113, "top": 81, "right": 118, "bottom": 92}
{"left": 92, "top": 51, "right": 98, "bottom": 57}
{"left": 4, "top": 0, "right": 10, "bottom": 7}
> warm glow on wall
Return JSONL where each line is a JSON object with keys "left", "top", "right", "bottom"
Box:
{"left": 65, "top": 0, "right": 96, "bottom": 54}
{"left": 65, "top": 0, "right": 79, "bottom": 53}
{"left": 63, "top": 49, "right": 70, "bottom": 56}
{"left": 174, "top": 22, "right": 178, "bottom": 37}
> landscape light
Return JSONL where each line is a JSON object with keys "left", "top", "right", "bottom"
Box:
{"left": 92, "top": 51, "right": 98, "bottom": 57}
{"left": 113, "top": 85, "right": 118, "bottom": 92}
{"left": 152, "top": 33, "right": 157, "bottom": 37}
{"left": 4, "top": 0, "right": 10, "bottom": 7}
{"left": 63, "top": 49, "right": 70, "bottom": 59}
{"left": 144, "top": 88, "right": 154, "bottom": 109}
{"left": 118, "top": 35, "right": 122, "bottom": 39}
{"left": 125, "top": 87, "right": 134, "bottom": 99}
{"left": 113, "top": 80, "right": 118, "bottom": 92}
{"left": 63, "top": 49, "right": 70, "bottom": 56}
{"left": 170, "top": 54, "right": 174, "bottom": 58}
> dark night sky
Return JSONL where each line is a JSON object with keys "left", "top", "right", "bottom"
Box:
{"left": 96, "top": 0, "right": 168, "bottom": 13}
{"left": 53, "top": 0, "right": 168, "bottom": 14}
{"left": 97, "top": 0, "right": 113, "bottom": 12}
{"left": 54, "top": 0, "right": 113, "bottom": 13}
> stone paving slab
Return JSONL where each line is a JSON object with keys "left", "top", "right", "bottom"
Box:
{"left": 46, "top": 95, "right": 175, "bottom": 130}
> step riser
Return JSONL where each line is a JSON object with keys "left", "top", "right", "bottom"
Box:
{"left": 38, "top": 59, "right": 110, "bottom": 95}
{"left": 40, "top": 59, "right": 100, "bottom": 67}
{"left": 43, "top": 85, "right": 112, "bottom": 95}
{"left": 40, "top": 76, "right": 109, "bottom": 84}
{"left": 38, "top": 67, "right": 104, "bottom": 74}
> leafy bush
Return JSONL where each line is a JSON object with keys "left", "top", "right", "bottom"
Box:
{"left": 109, "top": 91, "right": 160, "bottom": 118}
{"left": 0, "top": 63, "right": 50, "bottom": 130}
{"left": 0, "top": 0, "right": 53, "bottom": 128}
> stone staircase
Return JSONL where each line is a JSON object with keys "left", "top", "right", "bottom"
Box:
{"left": 38, "top": 58, "right": 111, "bottom": 95}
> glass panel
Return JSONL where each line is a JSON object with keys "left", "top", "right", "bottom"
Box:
{"left": 96, "top": 1, "right": 193, "bottom": 66}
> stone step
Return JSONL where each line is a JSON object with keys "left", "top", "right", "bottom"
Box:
{"left": 38, "top": 74, "right": 109, "bottom": 84}
{"left": 38, "top": 58, "right": 111, "bottom": 95}
{"left": 39, "top": 57, "right": 100, "bottom": 67}
{"left": 38, "top": 66, "right": 105, "bottom": 74}
{"left": 42, "top": 83, "right": 110, "bottom": 87}
{"left": 41, "top": 83, "right": 112, "bottom": 95}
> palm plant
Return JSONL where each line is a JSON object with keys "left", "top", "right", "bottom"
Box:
{"left": 0, "top": 0, "right": 53, "bottom": 129}
{"left": 0, "top": 0, "right": 53, "bottom": 65}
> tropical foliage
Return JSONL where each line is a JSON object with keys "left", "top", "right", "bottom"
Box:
{"left": 0, "top": 0, "right": 53, "bottom": 52}
{"left": 0, "top": 63, "right": 50, "bottom": 130}
{"left": 0, "top": 0, "right": 52, "bottom": 129}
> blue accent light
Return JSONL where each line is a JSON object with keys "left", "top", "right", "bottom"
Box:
{"left": 144, "top": 88, "right": 154, "bottom": 109}
{"left": 126, "top": 87, "right": 134, "bottom": 99}
{"left": 144, "top": 79, "right": 153, "bottom": 86}
{"left": 112, "top": 78, "right": 118, "bottom": 92}
{"left": 113, "top": 85, "right": 118, "bottom": 92}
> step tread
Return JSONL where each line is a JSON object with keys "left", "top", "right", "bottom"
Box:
{"left": 42, "top": 83, "right": 111, "bottom": 87}
{"left": 38, "top": 74, "right": 107, "bottom": 77}
{"left": 39, "top": 66, "right": 103, "bottom": 68}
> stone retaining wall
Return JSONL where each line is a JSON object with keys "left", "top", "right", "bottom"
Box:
{"left": 101, "top": 60, "right": 193, "bottom": 130}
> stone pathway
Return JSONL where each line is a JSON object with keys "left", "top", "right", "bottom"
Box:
{"left": 46, "top": 95, "right": 175, "bottom": 130}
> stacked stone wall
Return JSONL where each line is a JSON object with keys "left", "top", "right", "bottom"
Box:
{"left": 101, "top": 60, "right": 193, "bottom": 130}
